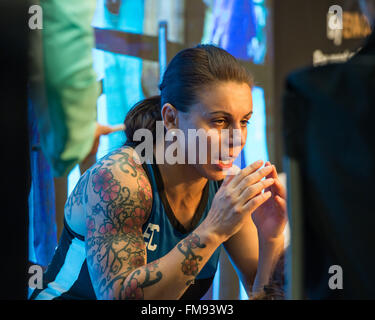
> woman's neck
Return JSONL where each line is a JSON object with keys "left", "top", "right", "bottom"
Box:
{"left": 157, "top": 162, "right": 208, "bottom": 227}
{"left": 156, "top": 161, "right": 208, "bottom": 205}
{"left": 151, "top": 144, "right": 208, "bottom": 226}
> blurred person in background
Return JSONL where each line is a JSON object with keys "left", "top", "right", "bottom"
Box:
{"left": 28, "top": 0, "right": 118, "bottom": 268}
{"left": 283, "top": 0, "right": 375, "bottom": 299}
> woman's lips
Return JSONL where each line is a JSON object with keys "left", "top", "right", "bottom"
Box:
{"left": 215, "top": 159, "right": 234, "bottom": 169}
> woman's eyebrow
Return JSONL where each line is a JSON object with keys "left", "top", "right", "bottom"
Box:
{"left": 208, "top": 110, "right": 253, "bottom": 117}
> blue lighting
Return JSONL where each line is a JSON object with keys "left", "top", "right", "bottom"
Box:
{"left": 158, "top": 21, "right": 168, "bottom": 80}
{"left": 243, "top": 86, "right": 269, "bottom": 166}
{"left": 212, "top": 260, "right": 221, "bottom": 300}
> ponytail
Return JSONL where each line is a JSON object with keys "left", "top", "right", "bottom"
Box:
{"left": 124, "top": 95, "right": 162, "bottom": 145}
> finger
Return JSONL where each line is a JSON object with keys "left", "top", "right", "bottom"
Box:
{"left": 243, "top": 191, "right": 272, "bottom": 213}
{"left": 234, "top": 165, "right": 274, "bottom": 194}
{"left": 110, "top": 124, "right": 126, "bottom": 133}
{"left": 265, "top": 164, "right": 284, "bottom": 196}
{"left": 265, "top": 163, "right": 286, "bottom": 198}
{"left": 273, "top": 178, "right": 286, "bottom": 199}
{"left": 228, "top": 160, "right": 264, "bottom": 188}
{"left": 270, "top": 165, "right": 278, "bottom": 179}
{"left": 100, "top": 126, "right": 117, "bottom": 135}
{"left": 239, "top": 178, "right": 274, "bottom": 205}
{"left": 275, "top": 195, "right": 287, "bottom": 213}
{"left": 264, "top": 162, "right": 274, "bottom": 193}
{"left": 98, "top": 124, "right": 125, "bottom": 136}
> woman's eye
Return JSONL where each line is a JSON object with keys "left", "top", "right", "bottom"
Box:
{"left": 213, "top": 119, "right": 226, "bottom": 125}
{"left": 212, "top": 119, "right": 249, "bottom": 127}
{"left": 241, "top": 120, "right": 250, "bottom": 127}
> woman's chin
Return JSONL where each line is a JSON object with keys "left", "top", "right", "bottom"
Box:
{"left": 195, "top": 164, "right": 227, "bottom": 181}
{"left": 198, "top": 163, "right": 242, "bottom": 181}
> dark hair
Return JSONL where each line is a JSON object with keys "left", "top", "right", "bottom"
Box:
{"left": 124, "top": 44, "right": 254, "bottom": 145}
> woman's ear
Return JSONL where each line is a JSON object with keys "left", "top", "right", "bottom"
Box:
{"left": 161, "top": 103, "right": 179, "bottom": 130}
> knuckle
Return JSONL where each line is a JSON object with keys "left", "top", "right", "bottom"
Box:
{"left": 239, "top": 177, "right": 250, "bottom": 189}
{"left": 255, "top": 170, "right": 264, "bottom": 180}
{"left": 246, "top": 185, "right": 255, "bottom": 196}
{"left": 251, "top": 162, "right": 259, "bottom": 171}
{"left": 240, "top": 185, "right": 251, "bottom": 198}
{"left": 224, "top": 192, "right": 236, "bottom": 205}
{"left": 260, "top": 167, "right": 269, "bottom": 176}
{"left": 262, "top": 179, "right": 272, "bottom": 187}
{"left": 245, "top": 175, "right": 252, "bottom": 184}
{"left": 233, "top": 205, "right": 242, "bottom": 215}
{"left": 246, "top": 199, "right": 257, "bottom": 210}
{"left": 262, "top": 191, "right": 271, "bottom": 201}
{"left": 229, "top": 195, "right": 237, "bottom": 206}
{"left": 266, "top": 166, "right": 274, "bottom": 174}
{"left": 239, "top": 168, "right": 248, "bottom": 179}
{"left": 253, "top": 194, "right": 264, "bottom": 205}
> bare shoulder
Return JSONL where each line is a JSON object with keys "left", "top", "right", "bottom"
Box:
{"left": 86, "top": 145, "right": 153, "bottom": 230}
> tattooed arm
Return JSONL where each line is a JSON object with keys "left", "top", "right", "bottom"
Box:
{"left": 85, "top": 148, "right": 222, "bottom": 300}
{"left": 120, "top": 228, "right": 220, "bottom": 300}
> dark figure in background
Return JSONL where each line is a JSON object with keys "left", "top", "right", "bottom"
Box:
{"left": 283, "top": 1, "right": 375, "bottom": 299}
{"left": 0, "top": 0, "right": 30, "bottom": 299}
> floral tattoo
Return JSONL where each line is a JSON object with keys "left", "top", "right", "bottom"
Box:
{"left": 177, "top": 233, "right": 206, "bottom": 285}
{"left": 84, "top": 148, "right": 158, "bottom": 300}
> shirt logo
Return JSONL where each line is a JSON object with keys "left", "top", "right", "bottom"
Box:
{"left": 143, "top": 223, "right": 160, "bottom": 251}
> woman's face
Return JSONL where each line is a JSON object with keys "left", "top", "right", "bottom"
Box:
{"left": 177, "top": 81, "right": 253, "bottom": 181}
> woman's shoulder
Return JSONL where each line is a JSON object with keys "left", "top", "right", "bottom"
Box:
{"left": 86, "top": 145, "right": 153, "bottom": 217}
{"left": 90, "top": 145, "right": 148, "bottom": 179}
{"left": 93, "top": 145, "right": 139, "bottom": 166}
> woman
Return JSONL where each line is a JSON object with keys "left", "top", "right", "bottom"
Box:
{"left": 30, "top": 45, "right": 287, "bottom": 300}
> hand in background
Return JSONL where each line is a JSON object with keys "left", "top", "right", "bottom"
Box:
{"left": 81, "top": 123, "right": 124, "bottom": 170}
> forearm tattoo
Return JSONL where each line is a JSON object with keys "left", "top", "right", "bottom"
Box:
{"left": 84, "top": 148, "right": 157, "bottom": 300}
{"left": 177, "top": 233, "right": 207, "bottom": 286}
{"left": 123, "top": 259, "right": 162, "bottom": 299}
